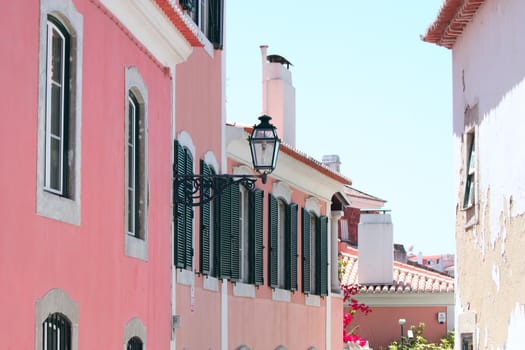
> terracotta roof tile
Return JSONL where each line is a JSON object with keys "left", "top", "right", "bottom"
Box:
{"left": 339, "top": 249, "right": 454, "bottom": 294}
{"left": 422, "top": 0, "right": 486, "bottom": 49}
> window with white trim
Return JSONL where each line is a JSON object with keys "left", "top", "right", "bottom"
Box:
{"left": 126, "top": 91, "right": 145, "bottom": 238}
{"left": 463, "top": 130, "right": 476, "bottom": 209}
{"left": 45, "top": 17, "right": 69, "bottom": 196}
{"left": 37, "top": 0, "right": 83, "bottom": 225}
{"left": 180, "top": 0, "right": 223, "bottom": 49}
{"left": 124, "top": 67, "right": 148, "bottom": 260}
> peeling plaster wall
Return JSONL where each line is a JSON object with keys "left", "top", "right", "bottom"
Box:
{"left": 451, "top": 0, "right": 525, "bottom": 348}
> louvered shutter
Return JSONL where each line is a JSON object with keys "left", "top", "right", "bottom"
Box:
{"left": 184, "top": 151, "right": 193, "bottom": 269}
{"left": 174, "top": 141, "right": 187, "bottom": 268}
{"left": 219, "top": 181, "right": 232, "bottom": 279}
{"left": 319, "top": 216, "right": 329, "bottom": 296}
{"left": 268, "top": 194, "right": 279, "bottom": 288}
{"left": 286, "top": 203, "right": 298, "bottom": 291}
{"left": 302, "top": 208, "right": 311, "bottom": 293}
{"left": 230, "top": 182, "right": 241, "bottom": 281}
{"left": 199, "top": 160, "right": 211, "bottom": 275}
{"left": 250, "top": 189, "right": 264, "bottom": 285}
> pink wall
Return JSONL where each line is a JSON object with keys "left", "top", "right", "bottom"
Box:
{"left": 352, "top": 306, "right": 449, "bottom": 350}
{"left": 1, "top": 1, "right": 172, "bottom": 348}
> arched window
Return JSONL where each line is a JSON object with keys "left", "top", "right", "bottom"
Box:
{"left": 127, "top": 336, "right": 143, "bottom": 350}
{"left": 124, "top": 67, "right": 149, "bottom": 260}
{"left": 37, "top": 0, "right": 83, "bottom": 225}
{"left": 43, "top": 313, "right": 71, "bottom": 350}
{"left": 36, "top": 289, "right": 78, "bottom": 350}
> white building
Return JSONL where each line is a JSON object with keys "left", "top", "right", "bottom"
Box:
{"left": 423, "top": 1, "right": 525, "bottom": 348}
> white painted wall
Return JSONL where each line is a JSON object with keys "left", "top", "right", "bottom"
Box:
{"left": 451, "top": 1, "right": 525, "bottom": 348}
{"left": 452, "top": 0, "right": 525, "bottom": 231}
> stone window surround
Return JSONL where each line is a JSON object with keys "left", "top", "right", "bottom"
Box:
{"left": 36, "top": 0, "right": 83, "bottom": 226}
{"left": 123, "top": 317, "right": 147, "bottom": 350}
{"left": 35, "top": 288, "right": 79, "bottom": 350}
{"left": 124, "top": 66, "right": 149, "bottom": 261}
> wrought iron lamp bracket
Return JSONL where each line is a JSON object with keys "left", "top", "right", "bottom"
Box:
{"left": 174, "top": 173, "right": 265, "bottom": 207}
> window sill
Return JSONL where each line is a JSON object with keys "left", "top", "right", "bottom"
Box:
{"left": 305, "top": 294, "right": 321, "bottom": 307}
{"left": 272, "top": 288, "right": 291, "bottom": 302}
{"left": 37, "top": 190, "right": 81, "bottom": 226}
{"left": 203, "top": 276, "right": 219, "bottom": 291}
{"left": 125, "top": 234, "right": 148, "bottom": 261}
{"left": 177, "top": 268, "right": 193, "bottom": 285}
{"left": 233, "top": 282, "right": 255, "bottom": 298}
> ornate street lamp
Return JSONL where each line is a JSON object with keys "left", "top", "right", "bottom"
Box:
{"left": 248, "top": 115, "right": 280, "bottom": 184}
{"left": 174, "top": 115, "right": 281, "bottom": 206}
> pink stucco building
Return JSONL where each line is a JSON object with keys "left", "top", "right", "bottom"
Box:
{"left": 1, "top": 0, "right": 204, "bottom": 349}
{"left": 2, "top": 1, "right": 353, "bottom": 349}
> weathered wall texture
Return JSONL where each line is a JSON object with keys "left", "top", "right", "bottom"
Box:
{"left": 452, "top": 0, "right": 525, "bottom": 348}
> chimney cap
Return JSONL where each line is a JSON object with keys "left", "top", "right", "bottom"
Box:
{"left": 267, "top": 54, "right": 293, "bottom": 69}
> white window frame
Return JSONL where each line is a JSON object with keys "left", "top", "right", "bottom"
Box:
{"left": 462, "top": 127, "right": 478, "bottom": 228}
{"left": 36, "top": 0, "right": 83, "bottom": 225}
{"left": 124, "top": 67, "right": 148, "bottom": 260}
{"left": 44, "top": 19, "right": 67, "bottom": 195}
{"left": 127, "top": 93, "right": 138, "bottom": 237}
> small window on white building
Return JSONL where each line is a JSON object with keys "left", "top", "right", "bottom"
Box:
{"left": 463, "top": 131, "right": 476, "bottom": 209}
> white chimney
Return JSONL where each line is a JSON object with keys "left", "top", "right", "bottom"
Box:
{"left": 322, "top": 154, "right": 341, "bottom": 172}
{"left": 358, "top": 213, "right": 394, "bottom": 285}
{"left": 260, "top": 45, "right": 296, "bottom": 148}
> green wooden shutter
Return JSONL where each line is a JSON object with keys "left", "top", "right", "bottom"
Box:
{"left": 268, "top": 194, "right": 279, "bottom": 288}
{"left": 219, "top": 181, "right": 232, "bottom": 279}
{"left": 199, "top": 160, "right": 211, "bottom": 275}
{"left": 250, "top": 189, "right": 264, "bottom": 285}
{"left": 319, "top": 216, "right": 329, "bottom": 296}
{"left": 286, "top": 203, "right": 298, "bottom": 291}
{"left": 230, "top": 182, "right": 241, "bottom": 281}
{"left": 302, "top": 208, "right": 311, "bottom": 294}
{"left": 208, "top": 0, "right": 223, "bottom": 49}
{"left": 184, "top": 150, "right": 193, "bottom": 269}
{"left": 174, "top": 141, "right": 187, "bottom": 268}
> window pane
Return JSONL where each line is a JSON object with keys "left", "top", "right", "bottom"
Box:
{"left": 128, "top": 144, "right": 134, "bottom": 184}
{"left": 50, "top": 84, "right": 62, "bottom": 136}
{"left": 50, "top": 138, "right": 61, "bottom": 191}
{"left": 51, "top": 28, "right": 63, "bottom": 83}
{"left": 128, "top": 100, "right": 135, "bottom": 144}
{"left": 128, "top": 188, "right": 135, "bottom": 234}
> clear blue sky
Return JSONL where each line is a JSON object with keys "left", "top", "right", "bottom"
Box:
{"left": 225, "top": 1, "right": 454, "bottom": 255}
